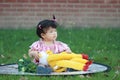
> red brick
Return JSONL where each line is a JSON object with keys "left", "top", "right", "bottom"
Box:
{"left": 0, "top": 8, "right": 3, "bottom": 12}
{"left": 30, "top": 0, "right": 42, "bottom": 2}
{"left": 74, "top": 13, "right": 86, "bottom": 17}
{"left": 68, "top": 0, "right": 79, "bottom": 3}
{"left": 67, "top": 4, "right": 74, "bottom": 8}
{"left": 87, "top": 4, "right": 99, "bottom": 8}
{"left": 100, "top": 4, "right": 111, "bottom": 8}
{"left": 36, "top": 12, "right": 48, "bottom": 16}
{"left": 61, "top": 13, "right": 72, "bottom": 16}
{"left": 11, "top": 12, "right": 23, "bottom": 16}
{"left": 60, "top": 4, "right": 67, "bottom": 8}
{"left": 55, "top": 0, "right": 67, "bottom": 3}
{"left": 0, "top": 12, "right": 9, "bottom": 16}
{"left": 92, "top": 0, "right": 104, "bottom": 4}
{"left": 4, "top": 0, "right": 17, "bottom": 2}
{"left": 17, "top": 0, "right": 29, "bottom": 2}
{"left": 24, "top": 3, "right": 36, "bottom": 7}
{"left": 79, "top": 0, "right": 92, "bottom": 3}
{"left": 74, "top": 4, "right": 86, "bottom": 8}
{"left": 112, "top": 5, "right": 120, "bottom": 8}
{"left": 67, "top": 8, "right": 79, "bottom": 12}
{"left": 118, "top": 9, "right": 120, "bottom": 12}
{"left": 49, "top": 4, "right": 61, "bottom": 8}
{"left": 105, "top": 9, "right": 117, "bottom": 12}
{"left": 93, "top": 9, "right": 104, "bottom": 12}
{"left": 79, "top": 9, "right": 91, "bottom": 12}
{"left": 99, "top": 14, "right": 112, "bottom": 17}
{"left": 5, "top": 8, "right": 16, "bottom": 12}
{"left": 42, "top": 8, "right": 55, "bottom": 12}
{"left": 0, "top": 3, "right": 11, "bottom": 7}
{"left": 0, "top": 0, "right": 4, "bottom": 2}
{"left": 112, "top": 14, "right": 120, "bottom": 17}
{"left": 42, "top": 0, "right": 54, "bottom": 2}
{"left": 55, "top": 8, "right": 67, "bottom": 12}
{"left": 17, "top": 8, "right": 30, "bottom": 12}
{"left": 108, "top": 0, "right": 118, "bottom": 4}
{"left": 12, "top": 3, "right": 23, "bottom": 7}
{"left": 37, "top": 4, "right": 49, "bottom": 8}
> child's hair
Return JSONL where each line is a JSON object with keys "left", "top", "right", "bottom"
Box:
{"left": 36, "top": 19, "right": 57, "bottom": 38}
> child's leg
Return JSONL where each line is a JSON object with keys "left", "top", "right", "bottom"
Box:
{"left": 37, "top": 65, "right": 52, "bottom": 74}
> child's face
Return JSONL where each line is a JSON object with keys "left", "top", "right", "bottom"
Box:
{"left": 41, "top": 27, "right": 57, "bottom": 42}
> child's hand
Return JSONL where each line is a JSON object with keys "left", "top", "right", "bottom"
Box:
{"left": 28, "top": 49, "right": 39, "bottom": 60}
{"left": 33, "top": 52, "right": 39, "bottom": 61}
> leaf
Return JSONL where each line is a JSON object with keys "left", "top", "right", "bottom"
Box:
{"left": 0, "top": 54, "right": 5, "bottom": 58}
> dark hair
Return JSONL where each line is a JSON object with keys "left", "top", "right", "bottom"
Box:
{"left": 36, "top": 19, "right": 57, "bottom": 38}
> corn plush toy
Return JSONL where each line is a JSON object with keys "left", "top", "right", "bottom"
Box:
{"left": 38, "top": 50, "right": 92, "bottom": 72}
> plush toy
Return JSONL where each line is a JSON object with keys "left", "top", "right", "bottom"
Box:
{"left": 38, "top": 50, "right": 92, "bottom": 72}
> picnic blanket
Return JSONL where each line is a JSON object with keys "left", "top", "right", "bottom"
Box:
{"left": 0, "top": 62, "right": 110, "bottom": 76}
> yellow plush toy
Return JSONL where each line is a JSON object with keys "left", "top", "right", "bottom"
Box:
{"left": 38, "top": 50, "right": 92, "bottom": 72}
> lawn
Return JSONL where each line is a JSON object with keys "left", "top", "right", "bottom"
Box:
{"left": 0, "top": 27, "right": 120, "bottom": 80}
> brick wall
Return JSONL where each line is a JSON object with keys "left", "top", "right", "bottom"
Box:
{"left": 0, "top": 0, "right": 120, "bottom": 28}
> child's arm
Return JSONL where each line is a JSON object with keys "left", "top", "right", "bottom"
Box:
{"left": 57, "top": 41, "right": 72, "bottom": 53}
{"left": 64, "top": 48, "right": 72, "bottom": 53}
{"left": 28, "top": 49, "right": 39, "bottom": 61}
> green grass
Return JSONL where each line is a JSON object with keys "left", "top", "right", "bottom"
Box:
{"left": 0, "top": 27, "right": 120, "bottom": 80}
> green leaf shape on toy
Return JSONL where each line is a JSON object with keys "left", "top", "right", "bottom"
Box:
{"left": 18, "top": 58, "right": 37, "bottom": 73}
